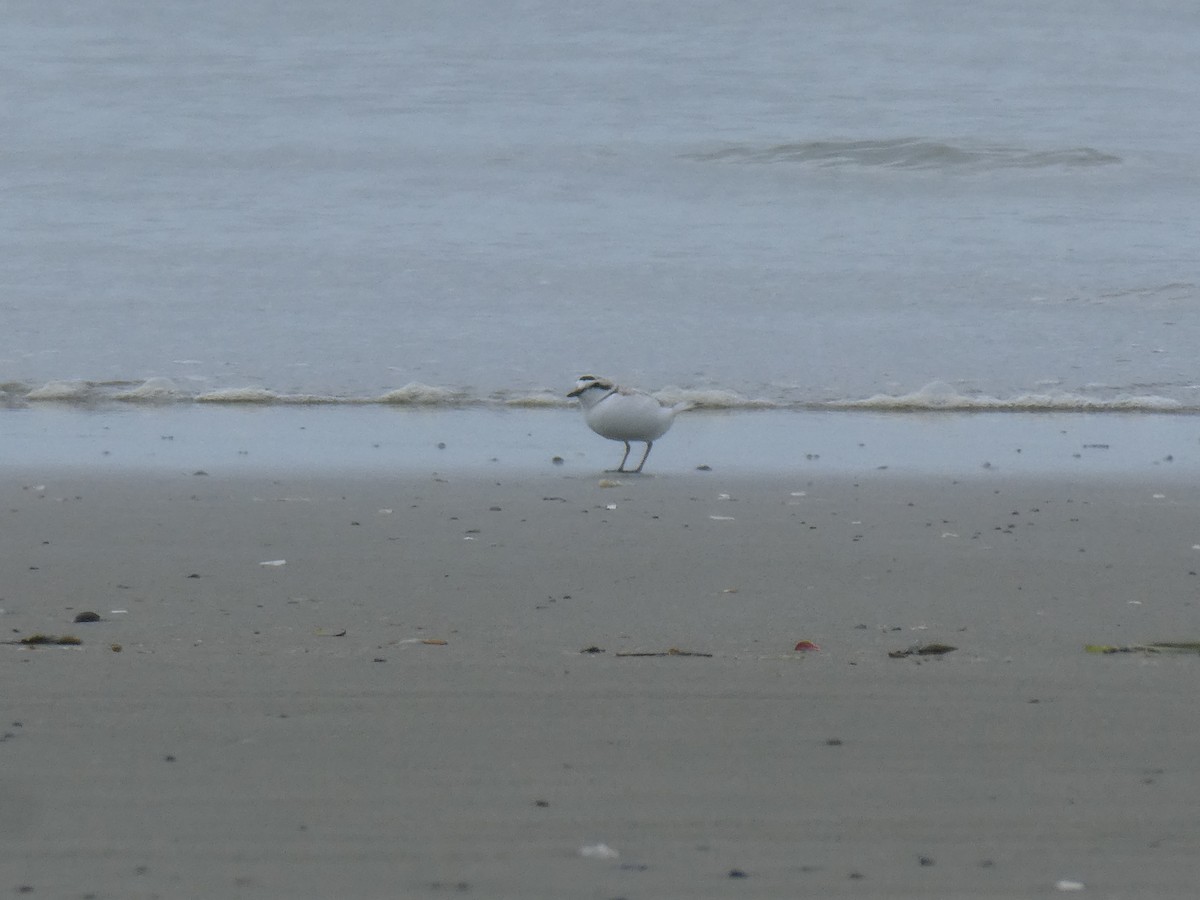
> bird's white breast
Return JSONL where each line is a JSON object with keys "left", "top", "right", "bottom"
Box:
{"left": 584, "top": 391, "right": 676, "bottom": 442}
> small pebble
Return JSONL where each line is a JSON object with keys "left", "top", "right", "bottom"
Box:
{"left": 73, "top": 611, "right": 102, "bottom": 623}
{"left": 579, "top": 843, "right": 619, "bottom": 860}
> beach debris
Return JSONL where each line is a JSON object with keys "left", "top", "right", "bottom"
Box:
{"left": 696, "top": 464, "right": 712, "bottom": 471}
{"left": 1055, "top": 880, "right": 1085, "bottom": 892}
{"left": 421, "top": 638, "right": 448, "bottom": 646}
{"left": 259, "top": 559, "right": 286, "bottom": 567}
{"left": 1146, "top": 641, "right": 1200, "bottom": 652}
{"left": 4, "top": 634, "right": 82, "bottom": 647}
{"left": 579, "top": 646, "right": 606, "bottom": 654}
{"left": 73, "top": 611, "right": 102, "bottom": 623}
{"left": 314, "top": 628, "right": 347, "bottom": 637}
{"left": 597, "top": 479, "right": 621, "bottom": 488}
{"left": 1085, "top": 641, "right": 1200, "bottom": 655}
{"left": 552, "top": 456, "right": 564, "bottom": 465}
{"left": 888, "top": 643, "right": 956, "bottom": 659}
{"left": 615, "top": 648, "right": 713, "bottom": 658}
{"left": 794, "top": 640, "right": 821, "bottom": 652}
{"left": 708, "top": 515, "right": 735, "bottom": 521}
{"left": 111, "top": 644, "right": 123, "bottom": 652}
{"left": 728, "top": 868, "right": 749, "bottom": 878}
{"left": 579, "top": 843, "right": 619, "bottom": 860}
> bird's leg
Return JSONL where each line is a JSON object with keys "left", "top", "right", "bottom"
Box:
{"left": 613, "top": 441, "right": 632, "bottom": 472}
{"left": 632, "top": 441, "right": 653, "bottom": 473}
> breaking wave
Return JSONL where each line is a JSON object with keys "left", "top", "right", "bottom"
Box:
{"left": 827, "top": 381, "right": 1185, "bottom": 412}
{"left": 683, "top": 138, "right": 1121, "bottom": 172}
{"left": 3, "top": 378, "right": 1194, "bottom": 414}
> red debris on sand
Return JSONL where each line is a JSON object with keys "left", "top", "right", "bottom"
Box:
{"left": 793, "top": 640, "right": 820, "bottom": 652}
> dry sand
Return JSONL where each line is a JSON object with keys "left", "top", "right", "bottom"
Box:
{"left": 3, "top": 463, "right": 1200, "bottom": 898}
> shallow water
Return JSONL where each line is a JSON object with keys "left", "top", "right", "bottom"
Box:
{"left": 5, "top": 405, "right": 1198, "bottom": 479}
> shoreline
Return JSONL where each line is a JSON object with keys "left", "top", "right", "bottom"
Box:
{"left": 2, "top": 403, "right": 1199, "bottom": 477}
{"left": 4, "top": 465, "right": 1200, "bottom": 896}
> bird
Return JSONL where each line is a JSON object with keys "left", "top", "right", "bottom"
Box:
{"left": 567, "top": 374, "right": 690, "bottom": 473}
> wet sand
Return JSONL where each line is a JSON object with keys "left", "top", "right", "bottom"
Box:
{"left": 4, "top": 462, "right": 1200, "bottom": 898}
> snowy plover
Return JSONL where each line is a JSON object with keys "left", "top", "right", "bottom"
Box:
{"left": 567, "top": 375, "right": 690, "bottom": 473}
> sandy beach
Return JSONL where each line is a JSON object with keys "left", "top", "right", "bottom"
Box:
{"left": 4, "top": 437, "right": 1200, "bottom": 897}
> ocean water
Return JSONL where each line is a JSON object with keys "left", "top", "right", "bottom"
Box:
{"left": 3, "top": 0, "right": 1199, "bottom": 412}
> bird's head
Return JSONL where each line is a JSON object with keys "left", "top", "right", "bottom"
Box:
{"left": 567, "top": 374, "right": 614, "bottom": 403}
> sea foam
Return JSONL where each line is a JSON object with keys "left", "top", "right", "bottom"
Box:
{"left": 114, "top": 377, "right": 185, "bottom": 403}
{"left": 25, "top": 380, "right": 95, "bottom": 402}
{"left": 828, "top": 381, "right": 1184, "bottom": 412}
{"left": 376, "top": 382, "right": 466, "bottom": 405}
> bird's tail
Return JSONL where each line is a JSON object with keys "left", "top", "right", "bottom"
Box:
{"left": 671, "top": 401, "right": 695, "bottom": 415}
